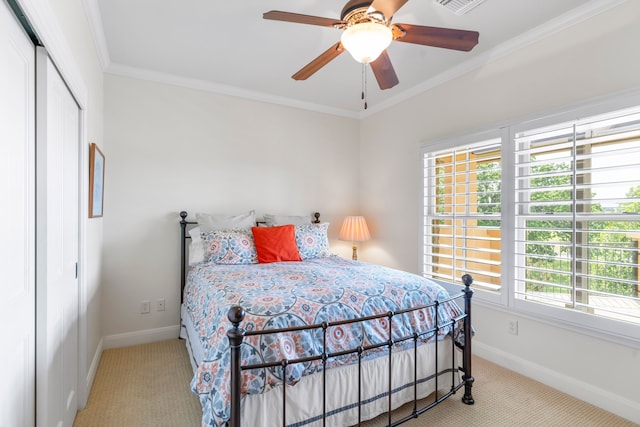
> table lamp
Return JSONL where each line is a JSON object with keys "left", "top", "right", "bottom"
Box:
{"left": 339, "top": 216, "right": 371, "bottom": 260}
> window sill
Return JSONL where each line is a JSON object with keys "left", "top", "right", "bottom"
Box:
{"left": 434, "top": 278, "right": 640, "bottom": 349}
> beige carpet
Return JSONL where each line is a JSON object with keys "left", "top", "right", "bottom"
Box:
{"left": 74, "top": 340, "right": 201, "bottom": 427}
{"left": 74, "top": 339, "right": 637, "bottom": 427}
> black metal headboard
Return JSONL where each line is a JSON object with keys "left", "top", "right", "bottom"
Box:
{"left": 179, "top": 211, "right": 321, "bottom": 303}
{"left": 179, "top": 211, "right": 197, "bottom": 303}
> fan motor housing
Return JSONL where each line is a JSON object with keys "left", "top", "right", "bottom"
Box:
{"left": 340, "top": 0, "right": 373, "bottom": 22}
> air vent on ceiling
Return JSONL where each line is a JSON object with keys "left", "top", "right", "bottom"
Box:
{"left": 434, "top": 0, "right": 487, "bottom": 16}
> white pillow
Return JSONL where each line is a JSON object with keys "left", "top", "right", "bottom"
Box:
{"left": 196, "top": 210, "right": 256, "bottom": 232}
{"left": 188, "top": 226, "right": 205, "bottom": 266}
{"left": 263, "top": 213, "right": 311, "bottom": 226}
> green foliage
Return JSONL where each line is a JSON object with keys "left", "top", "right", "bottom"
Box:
{"left": 436, "top": 165, "right": 445, "bottom": 215}
{"left": 527, "top": 162, "right": 573, "bottom": 258}
{"left": 619, "top": 185, "right": 640, "bottom": 214}
{"left": 476, "top": 161, "right": 501, "bottom": 227}
{"left": 472, "top": 158, "right": 639, "bottom": 298}
{"left": 434, "top": 152, "right": 639, "bottom": 299}
{"left": 529, "top": 163, "right": 572, "bottom": 213}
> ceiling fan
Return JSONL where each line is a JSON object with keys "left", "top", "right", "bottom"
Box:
{"left": 264, "top": 0, "right": 480, "bottom": 90}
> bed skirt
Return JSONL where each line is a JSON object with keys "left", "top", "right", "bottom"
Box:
{"left": 182, "top": 304, "right": 460, "bottom": 427}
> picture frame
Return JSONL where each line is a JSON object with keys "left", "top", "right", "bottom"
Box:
{"left": 89, "top": 142, "right": 105, "bottom": 218}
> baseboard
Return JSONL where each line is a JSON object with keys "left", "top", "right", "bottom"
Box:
{"left": 474, "top": 341, "right": 640, "bottom": 424}
{"left": 102, "top": 325, "right": 181, "bottom": 349}
{"left": 84, "top": 337, "right": 103, "bottom": 400}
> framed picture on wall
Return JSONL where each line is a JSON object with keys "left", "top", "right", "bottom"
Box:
{"left": 89, "top": 142, "right": 105, "bottom": 218}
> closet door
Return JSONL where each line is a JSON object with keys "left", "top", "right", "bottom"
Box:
{"left": 0, "top": 1, "right": 36, "bottom": 425}
{"left": 36, "top": 48, "right": 80, "bottom": 427}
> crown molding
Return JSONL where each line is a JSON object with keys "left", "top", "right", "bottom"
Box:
{"left": 361, "top": 0, "right": 627, "bottom": 117}
{"left": 106, "top": 63, "right": 360, "bottom": 119}
{"left": 82, "top": 0, "right": 110, "bottom": 70}
{"left": 85, "top": 0, "right": 625, "bottom": 119}
{"left": 85, "top": 0, "right": 355, "bottom": 118}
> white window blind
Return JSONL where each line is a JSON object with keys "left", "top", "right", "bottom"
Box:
{"left": 423, "top": 138, "right": 502, "bottom": 292}
{"left": 514, "top": 107, "right": 640, "bottom": 324}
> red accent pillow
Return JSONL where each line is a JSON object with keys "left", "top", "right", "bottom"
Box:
{"left": 252, "top": 224, "right": 302, "bottom": 264}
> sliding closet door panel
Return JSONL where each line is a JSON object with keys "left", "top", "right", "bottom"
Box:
{"left": 36, "top": 48, "right": 80, "bottom": 427}
{"left": 0, "top": 1, "right": 36, "bottom": 425}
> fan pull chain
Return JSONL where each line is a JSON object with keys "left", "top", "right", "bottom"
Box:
{"left": 361, "top": 63, "right": 368, "bottom": 110}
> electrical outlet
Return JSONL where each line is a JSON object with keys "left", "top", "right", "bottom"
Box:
{"left": 157, "top": 298, "right": 165, "bottom": 311}
{"left": 508, "top": 319, "right": 518, "bottom": 336}
{"left": 140, "top": 300, "right": 150, "bottom": 314}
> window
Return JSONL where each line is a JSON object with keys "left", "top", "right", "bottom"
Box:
{"left": 514, "top": 109, "right": 640, "bottom": 325}
{"left": 423, "top": 138, "right": 502, "bottom": 293}
{"left": 422, "top": 103, "right": 640, "bottom": 341}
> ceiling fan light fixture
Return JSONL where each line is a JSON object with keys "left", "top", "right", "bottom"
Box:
{"left": 340, "top": 22, "right": 392, "bottom": 64}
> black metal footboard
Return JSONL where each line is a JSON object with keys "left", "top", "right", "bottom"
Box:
{"left": 227, "top": 274, "right": 474, "bottom": 427}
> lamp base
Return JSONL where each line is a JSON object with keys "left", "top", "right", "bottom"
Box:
{"left": 352, "top": 244, "right": 358, "bottom": 261}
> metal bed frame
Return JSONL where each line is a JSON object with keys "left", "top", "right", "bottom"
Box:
{"left": 179, "top": 211, "right": 474, "bottom": 427}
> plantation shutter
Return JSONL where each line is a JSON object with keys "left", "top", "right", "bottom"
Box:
{"left": 514, "top": 107, "right": 640, "bottom": 323}
{"left": 423, "top": 138, "right": 502, "bottom": 292}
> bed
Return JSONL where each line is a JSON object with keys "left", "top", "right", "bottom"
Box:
{"left": 179, "top": 211, "right": 474, "bottom": 427}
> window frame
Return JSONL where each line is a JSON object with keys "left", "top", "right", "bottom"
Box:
{"left": 420, "top": 90, "right": 640, "bottom": 348}
{"left": 422, "top": 128, "right": 507, "bottom": 308}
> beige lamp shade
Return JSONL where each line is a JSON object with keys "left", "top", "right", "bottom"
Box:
{"left": 339, "top": 216, "right": 370, "bottom": 260}
{"left": 339, "top": 216, "right": 371, "bottom": 242}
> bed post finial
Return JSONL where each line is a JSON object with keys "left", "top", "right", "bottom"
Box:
{"left": 228, "top": 305, "right": 245, "bottom": 326}
{"left": 460, "top": 274, "right": 474, "bottom": 405}
{"left": 227, "top": 306, "right": 245, "bottom": 427}
{"left": 180, "top": 211, "right": 188, "bottom": 222}
{"left": 462, "top": 273, "right": 473, "bottom": 289}
{"left": 313, "top": 212, "right": 320, "bottom": 224}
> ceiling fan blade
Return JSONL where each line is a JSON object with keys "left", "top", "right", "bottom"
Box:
{"left": 367, "top": 0, "right": 408, "bottom": 21}
{"left": 263, "top": 11, "right": 344, "bottom": 28}
{"left": 392, "top": 24, "right": 479, "bottom": 51}
{"left": 370, "top": 50, "right": 399, "bottom": 90}
{"left": 292, "top": 42, "right": 345, "bottom": 81}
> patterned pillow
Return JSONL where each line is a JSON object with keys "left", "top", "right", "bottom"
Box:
{"left": 295, "top": 223, "right": 332, "bottom": 260}
{"left": 201, "top": 229, "right": 258, "bottom": 264}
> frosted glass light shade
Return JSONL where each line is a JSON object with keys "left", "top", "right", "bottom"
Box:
{"left": 340, "top": 22, "right": 392, "bottom": 64}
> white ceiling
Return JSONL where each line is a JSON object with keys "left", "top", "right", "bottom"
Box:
{"left": 89, "top": 0, "right": 619, "bottom": 117}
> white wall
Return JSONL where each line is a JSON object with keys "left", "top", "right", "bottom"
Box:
{"left": 359, "top": 1, "right": 640, "bottom": 422}
{"left": 101, "top": 74, "right": 360, "bottom": 342}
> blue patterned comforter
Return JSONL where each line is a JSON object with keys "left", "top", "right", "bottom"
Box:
{"left": 183, "top": 256, "right": 463, "bottom": 426}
